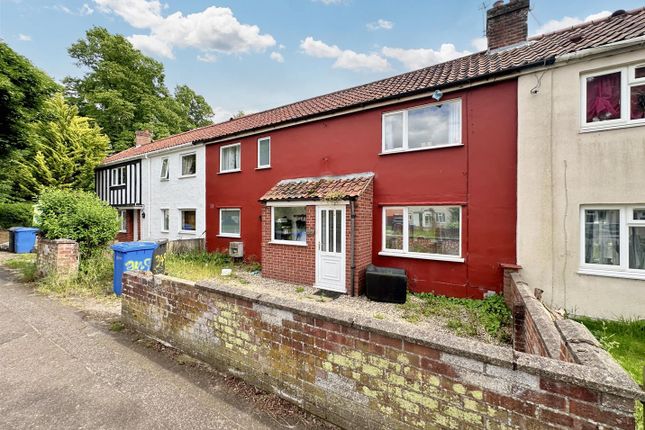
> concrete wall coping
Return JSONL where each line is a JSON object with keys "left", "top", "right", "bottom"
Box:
{"left": 39, "top": 238, "right": 78, "bottom": 245}
{"left": 134, "top": 273, "right": 644, "bottom": 401}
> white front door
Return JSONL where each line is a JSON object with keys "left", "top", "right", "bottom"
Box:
{"left": 315, "top": 206, "right": 346, "bottom": 293}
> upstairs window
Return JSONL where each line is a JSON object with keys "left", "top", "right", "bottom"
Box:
{"left": 181, "top": 153, "right": 196, "bottom": 177}
{"left": 220, "top": 143, "right": 241, "bottom": 173}
{"left": 582, "top": 65, "right": 645, "bottom": 130}
{"left": 382, "top": 99, "right": 462, "bottom": 153}
{"left": 111, "top": 166, "right": 126, "bottom": 186}
{"left": 160, "top": 158, "right": 169, "bottom": 180}
{"left": 257, "top": 137, "right": 271, "bottom": 168}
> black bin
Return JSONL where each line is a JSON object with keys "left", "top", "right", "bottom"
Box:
{"left": 152, "top": 239, "right": 168, "bottom": 274}
{"left": 365, "top": 264, "right": 407, "bottom": 304}
{"left": 7, "top": 227, "right": 18, "bottom": 253}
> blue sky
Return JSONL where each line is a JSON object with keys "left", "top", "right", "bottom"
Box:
{"left": 2, "top": 0, "right": 643, "bottom": 122}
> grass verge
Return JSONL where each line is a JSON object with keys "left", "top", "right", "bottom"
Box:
{"left": 399, "top": 293, "right": 512, "bottom": 343}
{"left": 5, "top": 254, "right": 37, "bottom": 282}
{"left": 165, "top": 251, "right": 259, "bottom": 282}
{"left": 578, "top": 317, "right": 644, "bottom": 429}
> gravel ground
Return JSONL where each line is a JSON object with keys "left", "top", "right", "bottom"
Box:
{"left": 226, "top": 270, "right": 511, "bottom": 346}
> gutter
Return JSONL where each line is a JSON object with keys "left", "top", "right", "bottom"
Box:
{"left": 99, "top": 141, "right": 198, "bottom": 168}
{"left": 350, "top": 198, "right": 356, "bottom": 297}
{"left": 554, "top": 35, "right": 645, "bottom": 64}
{"left": 195, "top": 57, "right": 556, "bottom": 146}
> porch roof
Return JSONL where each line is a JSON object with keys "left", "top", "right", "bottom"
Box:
{"left": 259, "top": 172, "right": 374, "bottom": 202}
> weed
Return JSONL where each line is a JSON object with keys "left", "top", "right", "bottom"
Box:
{"left": 5, "top": 254, "right": 37, "bottom": 282}
{"left": 295, "top": 287, "right": 305, "bottom": 294}
{"left": 373, "top": 313, "right": 385, "bottom": 320}
{"left": 165, "top": 251, "right": 260, "bottom": 282}
{"left": 109, "top": 321, "right": 125, "bottom": 332}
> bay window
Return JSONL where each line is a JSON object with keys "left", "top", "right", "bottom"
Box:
{"left": 382, "top": 99, "right": 461, "bottom": 153}
{"left": 271, "top": 206, "right": 306, "bottom": 245}
{"left": 380, "top": 205, "right": 462, "bottom": 261}
{"left": 580, "top": 205, "right": 645, "bottom": 279}
{"left": 220, "top": 143, "right": 241, "bottom": 173}
{"left": 581, "top": 64, "right": 645, "bottom": 130}
{"left": 219, "top": 208, "right": 241, "bottom": 237}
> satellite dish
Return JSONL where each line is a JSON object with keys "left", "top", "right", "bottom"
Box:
{"left": 432, "top": 89, "right": 443, "bottom": 101}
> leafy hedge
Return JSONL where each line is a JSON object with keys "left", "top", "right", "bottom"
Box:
{"left": 36, "top": 188, "right": 119, "bottom": 255}
{"left": 0, "top": 202, "right": 34, "bottom": 229}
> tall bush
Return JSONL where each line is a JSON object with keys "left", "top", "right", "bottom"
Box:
{"left": 0, "top": 202, "right": 33, "bottom": 228}
{"left": 36, "top": 188, "right": 118, "bottom": 255}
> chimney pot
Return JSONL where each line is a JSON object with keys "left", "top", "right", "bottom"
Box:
{"left": 135, "top": 130, "right": 152, "bottom": 147}
{"left": 486, "top": 0, "right": 530, "bottom": 50}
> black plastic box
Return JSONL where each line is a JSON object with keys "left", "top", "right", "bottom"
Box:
{"left": 365, "top": 264, "right": 407, "bottom": 304}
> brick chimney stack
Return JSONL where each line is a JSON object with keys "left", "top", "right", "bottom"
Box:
{"left": 135, "top": 130, "right": 152, "bottom": 147}
{"left": 486, "top": 0, "right": 530, "bottom": 51}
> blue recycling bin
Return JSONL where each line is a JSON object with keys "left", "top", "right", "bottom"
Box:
{"left": 11, "top": 227, "right": 39, "bottom": 254}
{"left": 111, "top": 241, "right": 158, "bottom": 296}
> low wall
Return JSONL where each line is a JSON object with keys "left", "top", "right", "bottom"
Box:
{"left": 167, "top": 238, "right": 204, "bottom": 253}
{"left": 122, "top": 272, "right": 643, "bottom": 429}
{"left": 36, "top": 238, "right": 79, "bottom": 278}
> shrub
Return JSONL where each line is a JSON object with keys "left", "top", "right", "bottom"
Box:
{"left": 0, "top": 202, "right": 34, "bottom": 228}
{"left": 36, "top": 188, "right": 119, "bottom": 255}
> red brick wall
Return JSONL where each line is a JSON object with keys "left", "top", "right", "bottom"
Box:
{"left": 486, "top": 0, "right": 529, "bottom": 50}
{"left": 122, "top": 272, "right": 640, "bottom": 430}
{"left": 36, "top": 239, "right": 79, "bottom": 278}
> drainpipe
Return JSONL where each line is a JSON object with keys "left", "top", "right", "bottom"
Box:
{"left": 350, "top": 198, "right": 356, "bottom": 296}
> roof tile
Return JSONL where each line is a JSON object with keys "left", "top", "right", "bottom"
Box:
{"left": 259, "top": 173, "right": 374, "bottom": 202}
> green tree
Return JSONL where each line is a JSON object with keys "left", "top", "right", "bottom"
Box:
{"left": 14, "top": 93, "right": 109, "bottom": 200}
{"left": 0, "top": 42, "right": 60, "bottom": 157}
{"left": 64, "top": 27, "right": 213, "bottom": 152}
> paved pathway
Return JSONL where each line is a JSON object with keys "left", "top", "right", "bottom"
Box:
{"left": 0, "top": 265, "right": 322, "bottom": 430}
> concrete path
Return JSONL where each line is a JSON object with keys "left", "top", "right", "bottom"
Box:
{"left": 0, "top": 266, "right": 326, "bottom": 430}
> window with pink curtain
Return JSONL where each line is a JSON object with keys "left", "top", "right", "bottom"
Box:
{"left": 586, "top": 72, "right": 621, "bottom": 123}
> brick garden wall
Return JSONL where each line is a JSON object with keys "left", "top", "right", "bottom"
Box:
{"left": 122, "top": 272, "right": 643, "bottom": 429}
{"left": 36, "top": 238, "right": 79, "bottom": 278}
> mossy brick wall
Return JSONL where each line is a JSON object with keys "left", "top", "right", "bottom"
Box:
{"left": 36, "top": 238, "right": 79, "bottom": 279}
{"left": 122, "top": 272, "right": 643, "bottom": 430}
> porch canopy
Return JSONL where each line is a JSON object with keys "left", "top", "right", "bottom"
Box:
{"left": 259, "top": 172, "right": 374, "bottom": 202}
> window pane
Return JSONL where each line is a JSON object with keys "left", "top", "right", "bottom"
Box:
{"left": 635, "top": 66, "right": 645, "bottom": 79}
{"left": 584, "top": 209, "right": 620, "bottom": 265}
{"left": 162, "top": 210, "right": 169, "bottom": 231}
{"left": 273, "top": 206, "right": 306, "bottom": 242}
{"left": 221, "top": 209, "right": 240, "bottom": 235}
{"left": 328, "top": 210, "right": 334, "bottom": 253}
{"left": 384, "top": 208, "right": 404, "bottom": 250}
{"left": 259, "top": 139, "right": 270, "bottom": 167}
{"left": 160, "top": 159, "right": 169, "bottom": 179}
{"left": 408, "top": 206, "right": 460, "bottom": 256}
{"left": 182, "top": 154, "right": 196, "bottom": 175}
{"left": 408, "top": 102, "right": 460, "bottom": 149}
{"left": 629, "top": 226, "right": 645, "bottom": 270}
{"left": 321, "top": 210, "right": 327, "bottom": 252}
{"left": 630, "top": 84, "right": 645, "bottom": 120}
{"left": 182, "top": 210, "right": 196, "bottom": 231}
{"left": 383, "top": 113, "right": 403, "bottom": 151}
{"left": 335, "top": 209, "right": 342, "bottom": 253}
{"left": 222, "top": 146, "right": 240, "bottom": 171}
{"left": 633, "top": 209, "right": 645, "bottom": 221}
{"left": 586, "top": 72, "right": 621, "bottom": 123}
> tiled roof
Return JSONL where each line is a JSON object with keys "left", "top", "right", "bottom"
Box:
{"left": 259, "top": 173, "right": 374, "bottom": 202}
{"left": 103, "top": 7, "right": 645, "bottom": 165}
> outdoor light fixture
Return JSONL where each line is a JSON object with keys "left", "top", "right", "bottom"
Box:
{"left": 432, "top": 89, "right": 443, "bottom": 101}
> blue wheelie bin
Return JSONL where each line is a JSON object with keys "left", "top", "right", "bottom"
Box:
{"left": 111, "top": 241, "right": 158, "bottom": 296}
{"left": 11, "top": 227, "right": 39, "bottom": 253}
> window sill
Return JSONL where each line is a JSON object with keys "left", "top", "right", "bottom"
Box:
{"left": 179, "top": 230, "right": 196, "bottom": 235}
{"left": 218, "top": 169, "right": 241, "bottom": 175}
{"left": 256, "top": 166, "right": 271, "bottom": 170}
{"left": 379, "top": 143, "right": 463, "bottom": 156}
{"left": 378, "top": 250, "right": 464, "bottom": 263}
{"left": 578, "top": 267, "right": 645, "bottom": 281}
{"left": 178, "top": 174, "right": 196, "bottom": 179}
{"left": 218, "top": 234, "right": 241, "bottom": 239}
{"left": 580, "top": 120, "right": 645, "bottom": 134}
{"left": 269, "top": 240, "right": 307, "bottom": 247}
{"left": 160, "top": 230, "right": 169, "bottom": 234}
{"left": 118, "top": 230, "right": 127, "bottom": 234}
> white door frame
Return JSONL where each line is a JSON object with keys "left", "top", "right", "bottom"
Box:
{"left": 315, "top": 205, "right": 346, "bottom": 292}
{"left": 133, "top": 209, "right": 139, "bottom": 241}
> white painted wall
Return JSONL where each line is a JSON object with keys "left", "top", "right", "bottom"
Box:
{"left": 140, "top": 144, "right": 206, "bottom": 242}
{"left": 517, "top": 48, "right": 645, "bottom": 319}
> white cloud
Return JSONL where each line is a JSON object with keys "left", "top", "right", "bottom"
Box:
{"left": 381, "top": 43, "right": 471, "bottom": 71}
{"left": 80, "top": 3, "right": 94, "bottom": 15}
{"left": 270, "top": 51, "right": 284, "bottom": 63}
{"left": 533, "top": 10, "right": 611, "bottom": 35}
{"left": 197, "top": 52, "right": 217, "bottom": 63}
{"left": 471, "top": 36, "right": 487, "bottom": 51}
{"left": 52, "top": 3, "right": 94, "bottom": 15}
{"left": 18, "top": 33, "right": 31, "bottom": 41}
{"left": 300, "top": 36, "right": 389, "bottom": 72}
{"left": 94, "top": 0, "right": 276, "bottom": 59}
{"left": 367, "top": 19, "right": 393, "bottom": 31}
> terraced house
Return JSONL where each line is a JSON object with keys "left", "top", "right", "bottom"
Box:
{"left": 97, "top": 2, "right": 645, "bottom": 317}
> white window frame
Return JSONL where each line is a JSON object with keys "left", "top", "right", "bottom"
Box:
{"left": 111, "top": 166, "right": 126, "bottom": 186}
{"left": 378, "top": 206, "right": 464, "bottom": 263}
{"left": 161, "top": 208, "right": 169, "bottom": 232}
{"left": 270, "top": 205, "right": 307, "bottom": 246}
{"left": 381, "top": 98, "right": 462, "bottom": 154}
{"left": 179, "top": 152, "right": 197, "bottom": 178}
{"left": 118, "top": 209, "right": 127, "bottom": 233}
{"left": 160, "top": 158, "right": 169, "bottom": 181}
{"left": 579, "top": 205, "right": 645, "bottom": 280}
{"left": 219, "top": 208, "right": 241, "bottom": 238}
{"left": 220, "top": 143, "right": 241, "bottom": 173}
{"left": 179, "top": 209, "right": 197, "bottom": 234}
{"left": 580, "top": 64, "right": 645, "bottom": 132}
{"left": 257, "top": 137, "right": 271, "bottom": 169}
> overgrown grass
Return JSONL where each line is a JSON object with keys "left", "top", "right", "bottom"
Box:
{"left": 399, "top": 293, "right": 512, "bottom": 343}
{"left": 578, "top": 317, "right": 645, "bottom": 429}
{"left": 37, "top": 249, "right": 114, "bottom": 298}
{"left": 5, "top": 254, "right": 37, "bottom": 282}
{"left": 165, "top": 251, "right": 260, "bottom": 282}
